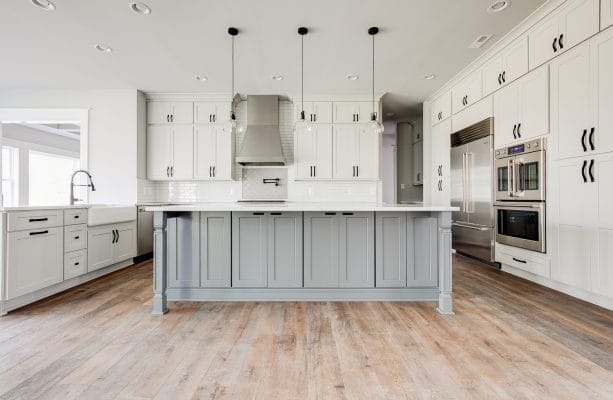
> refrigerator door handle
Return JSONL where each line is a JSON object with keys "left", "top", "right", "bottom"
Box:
{"left": 461, "top": 153, "right": 467, "bottom": 213}
{"left": 465, "top": 152, "right": 473, "bottom": 213}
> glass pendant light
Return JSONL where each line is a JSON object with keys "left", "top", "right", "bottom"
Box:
{"left": 296, "top": 27, "right": 314, "bottom": 132}
{"left": 228, "top": 27, "right": 240, "bottom": 131}
{"left": 368, "top": 27, "right": 384, "bottom": 135}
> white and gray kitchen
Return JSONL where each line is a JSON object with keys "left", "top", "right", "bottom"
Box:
{"left": 0, "top": 0, "right": 611, "bottom": 399}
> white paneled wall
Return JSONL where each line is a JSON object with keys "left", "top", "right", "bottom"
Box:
{"left": 142, "top": 99, "right": 379, "bottom": 203}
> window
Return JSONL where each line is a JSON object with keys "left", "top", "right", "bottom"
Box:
{"left": 1, "top": 146, "right": 20, "bottom": 207}
{"left": 28, "top": 151, "right": 80, "bottom": 206}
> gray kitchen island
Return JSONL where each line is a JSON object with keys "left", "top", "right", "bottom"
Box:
{"left": 143, "top": 203, "right": 457, "bottom": 315}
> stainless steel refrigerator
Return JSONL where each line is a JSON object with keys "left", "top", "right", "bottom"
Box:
{"left": 450, "top": 118, "right": 495, "bottom": 264}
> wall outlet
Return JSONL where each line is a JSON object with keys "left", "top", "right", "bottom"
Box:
{"left": 400, "top": 183, "right": 406, "bottom": 190}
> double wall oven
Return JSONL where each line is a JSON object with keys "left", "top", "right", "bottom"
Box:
{"left": 494, "top": 139, "right": 546, "bottom": 253}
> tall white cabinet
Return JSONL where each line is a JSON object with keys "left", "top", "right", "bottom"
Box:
{"left": 294, "top": 124, "right": 333, "bottom": 180}
{"left": 194, "top": 125, "right": 233, "bottom": 180}
{"left": 333, "top": 125, "right": 379, "bottom": 180}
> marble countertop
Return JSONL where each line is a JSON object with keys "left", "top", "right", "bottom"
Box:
{"left": 1, "top": 204, "right": 90, "bottom": 212}
{"left": 142, "top": 202, "right": 458, "bottom": 212}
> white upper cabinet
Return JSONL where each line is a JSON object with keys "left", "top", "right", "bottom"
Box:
{"left": 295, "top": 102, "right": 333, "bottom": 124}
{"left": 333, "top": 102, "right": 375, "bottom": 124}
{"left": 552, "top": 28, "right": 613, "bottom": 160}
{"left": 431, "top": 91, "right": 452, "bottom": 126}
{"left": 529, "top": 0, "right": 600, "bottom": 70}
{"left": 493, "top": 65, "right": 549, "bottom": 148}
{"left": 333, "top": 125, "right": 379, "bottom": 180}
{"left": 147, "top": 101, "right": 193, "bottom": 124}
{"left": 147, "top": 125, "right": 194, "bottom": 180}
{"left": 452, "top": 70, "right": 483, "bottom": 114}
{"left": 482, "top": 36, "right": 529, "bottom": 96}
{"left": 430, "top": 119, "right": 451, "bottom": 206}
{"left": 194, "top": 102, "right": 232, "bottom": 124}
{"left": 194, "top": 125, "right": 234, "bottom": 180}
{"left": 603, "top": 0, "right": 613, "bottom": 30}
{"left": 294, "top": 124, "right": 333, "bottom": 180}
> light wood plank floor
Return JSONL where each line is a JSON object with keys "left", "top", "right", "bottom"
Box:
{"left": 0, "top": 256, "right": 611, "bottom": 399}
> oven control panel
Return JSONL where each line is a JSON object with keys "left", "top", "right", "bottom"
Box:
{"left": 495, "top": 138, "right": 546, "bottom": 159}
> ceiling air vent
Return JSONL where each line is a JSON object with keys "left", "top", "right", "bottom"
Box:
{"left": 468, "top": 34, "right": 493, "bottom": 49}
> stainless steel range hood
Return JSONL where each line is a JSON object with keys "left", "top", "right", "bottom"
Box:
{"left": 235, "top": 95, "right": 285, "bottom": 166}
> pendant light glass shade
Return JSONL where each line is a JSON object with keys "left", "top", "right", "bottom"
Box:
{"left": 369, "top": 27, "right": 384, "bottom": 135}
{"left": 295, "top": 27, "right": 314, "bottom": 132}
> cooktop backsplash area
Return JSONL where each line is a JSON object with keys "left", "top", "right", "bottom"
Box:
{"left": 241, "top": 168, "right": 288, "bottom": 200}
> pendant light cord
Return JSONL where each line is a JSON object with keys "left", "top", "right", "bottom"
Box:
{"left": 231, "top": 34, "right": 235, "bottom": 119}
{"left": 372, "top": 33, "right": 375, "bottom": 120}
{"left": 301, "top": 34, "right": 304, "bottom": 120}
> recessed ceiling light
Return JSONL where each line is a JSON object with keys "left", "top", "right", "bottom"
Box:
{"left": 424, "top": 73, "right": 436, "bottom": 80}
{"left": 271, "top": 75, "right": 284, "bottom": 81}
{"left": 346, "top": 74, "right": 359, "bottom": 81}
{"left": 195, "top": 75, "right": 208, "bottom": 81}
{"left": 94, "top": 44, "right": 112, "bottom": 53}
{"left": 31, "top": 0, "right": 55, "bottom": 11}
{"left": 130, "top": 2, "right": 151, "bottom": 14}
{"left": 487, "top": 0, "right": 510, "bottom": 14}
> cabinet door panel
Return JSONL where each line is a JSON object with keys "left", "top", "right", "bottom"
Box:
{"left": 339, "top": 212, "right": 374, "bottom": 288}
{"left": 375, "top": 213, "right": 407, "bottom": 287}
{"left": 482, "top": 55, "right": 504, "bottom": 96}
{"left": 529, "top": 16, "right": 559, "bottom": 69}
{"left": 304, "top": 213, "right": 339, "bottom": 288}
{"left": 430, "top": 119, "right": 451, "bottom": 178}
{"left": 357, "top": 126, "right": 379, "bottom": 179}
{"left": 551, "top": 43, "right": 592, "bottom": 160}
{"left": 603, "top": 0, "right": 613, "bottom": 30}
{"left": 214, "top": 129, "right": 233, "bottom": 180}
{"left": 555, "top": 158, "right": 597, "bottom": 227}
{"left": 315, "top": 125, "right": 333, "bottom": 179}
{"left": 171, "top": 125, "right": 194, "bottom": 180}
{"left": 295, "top": 126, "right": 316, "bottom": 179}
{"left": 559, "top": 0, "right": 599, "bottom": 51}
{"left": 87, "top": 227, "right": 114, "bottom": 272}
{"left": 167, "top": 216, "right": 199, "bottom": 288}
{"left": 147, "top": 125, "right": 173, "bottom": 180}
{"left": 552, "top": 225, "right": 594, "bottom": 291}
{"left": 268, "top": 213, "right": 303, "bottom": 288}
{"left": 452, "top": 71, "right": 482, "bottom": 114}
{"left": 147, "top": 102, "right": 173, "bottom": 124}
{"left": 593, "top": 28, "right": 613, "bottom": 154}
{"left": 594, "top": 228, "right": 613, "bottom": 297}
{"left": 114, "top": 223, "right": 136, "bottom": 263}
{"left": 518, "top": 65, "right": 549, "bottom": 140}
{"left": 194, "top": 125, "right": 216, "bottom": 180}
{"left": 493, "top": 83, "right": 519, "bottom": 148}
{"left": 408, "top": 217, "right": 438, "bottom": 287}
{"left": 64, "top": 250, "right": 87, "bottom": 280}
{"left": 232, "top": 213, "right": 267, "bottom": 287}
{"left": 503, "top": 36, "right": 529, "bottom": 85}
{"left": 200, "top": 212, "right": 231, "bottom": 288}
{"left": 333, "top": 125, "right": 357, "bottom": 179}
{"left": 357, "top": 102, "right": 375, "bottom": 123}
{"left": 214, "top": 103, "right": 232, "bottom": 123}
{"left": 6, "top": 227, "right": 63, "bottom": 299}
{"left": 194, "top": 102, "right": 216, "bottom": 124}
{"left": 171, "top": 102, "right": 194, "bottom": 124}
{"left": 333, "top": 103, "right": 357, "bottom": 123}
{"left": 431, "top": 91, "right": 451, "bottom": 125}
{"left": 313, "top": 102, "right": 333, "bottom": 123}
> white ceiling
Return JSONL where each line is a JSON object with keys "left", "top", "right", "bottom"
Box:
{"left": 0, "top": 0, "right": 546, "bottom": 119}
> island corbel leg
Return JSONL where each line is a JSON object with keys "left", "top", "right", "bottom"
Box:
{"left": 437, "top": 211, "right": 454, "bottom": 315}
{"left": 152, "top": 211, "right": 168, "bottom": 315}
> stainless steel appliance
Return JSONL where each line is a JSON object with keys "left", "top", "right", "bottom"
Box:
{"left": 450, "top": 118, "right": 495, "bottom": 264}
{"left": 495, "top": 139, "right": 546, "bottom": 202}
{"left": 494, "top": 202, "right": 546, "bottom": 253}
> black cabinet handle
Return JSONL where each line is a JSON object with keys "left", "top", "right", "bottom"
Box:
{"left": 74, "top": 262, "right": 80, "bottom": 266}
{"left": 502, "top": 71, "right": 506, "bottom": 83}
{"left": 498, "top": 74, "right": 502, "bottom": 85}
{"left": 356, "top": 166, "right": 359, "bottom": 177}
{"left": 352, "top": 166, "right": 356, "bottom": 177}
{"left": 581, "top": 129, "right": 588, "bottom": 152}
{"left": 582, "top": 160, "right": 588, "bottom": 182}
{"left": 513, "top": 124, "right": 517, "bottom": 139}
{"left": 29, "top": 217, "right": 48, "bottom": 222}
{"left": 517, "top": 123, "right": 521, "bottom": 138}
{"left": 166, "top": 114, "right": 170, "bottom": 122}
{"left": 212, "top": 166, "right": 215, "bottom": 177}
{"left": 559, "top": 34, "right": 564, "bottom": 49}
{"left": 252, "top": 212, "right": 265, "bottom": 216}
{"left": 116, "top": 229, "right": 120, "bottom": 242}
{"left": 209, "top": 166, "right": 212, "bottom": 177}
{"left": 313, "top": 165, "right": 316, "bottom": 177}
{"left": 325, "top": 212, "right": 337, "bottom": 215}
{"left": 209, "top": 114, "right": 212, "bottom": 122}
{"left": 553, "top": 37, "right": 558, "bottom": 52}
{"left": 166, "top": 166, "right": 170, "bottom": 177}
{"left": 74, "top": 215, "right": 80, "bottom": 219}
{"left": 270, "top": 212, "right": 282, "bottom": 216}
{"left": 589, "top": 127, "right": 595, "bottom": 151}
{"left": 342, "top": 212, "right": 354, "bottom": 215}
{"left": 310, "top": 166, "right": 313, "bottom": 177}
{"left": 171, "top": 166, "right": 174, "bottom": 177}
{"left": 589, "top": 159, "right": 595, "bottom": 182}
{"left": 74, "top": 236, "right": 80, "bottom": 240}
{"left": 29, "top": 230, "right": 48, "bottom": 236}
{"left": 512, "top": 257, "right": 527, "bottom": 264}
{"left": 213, "top": 114, "right": 216, "bottom": 122}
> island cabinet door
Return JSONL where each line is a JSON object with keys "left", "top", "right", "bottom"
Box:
{"left": 267, "top": 212, "right": 303, "bottom": 288}
{"left": 304, "top": 212, "right": 340, "bottom": 288}
{"left": 167, "top": 213, "right": 200, "bottom": 288}
{"left": 200, "top": 212, "right": 231, "bottom": 288}
{"left": 407, "top": 216, "right": 438, "bottom": 287}
{"left": 339, "top": 212, "right": 375, "bottom": 288}
{"left": 232, "top": 212, "right": 267, "bottom": 288}
{"left": 375, "top": 213, "right": 408, "bottom": 288}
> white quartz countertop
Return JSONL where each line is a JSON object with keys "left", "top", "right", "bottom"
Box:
{"left": 1, "top": 204, "right": 90, "bottom": 212}
{"left": 142, "top": 202, "right": 459, "bottom": 212}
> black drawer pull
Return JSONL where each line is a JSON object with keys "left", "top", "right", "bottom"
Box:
{"left": 74, "top": 236, "right": 80, "bottom": 240}
{"left": 30, "top": 230, "right": 49, "bottom": 236}
{"left": 29, "top": 217, "right": 48, "bottom": 222}
{"left": 512, "top": 257, "right": 527, "bottom": 264}
{"left": 74, "top": 262, "right": 80, "bottom": 266}
{"left": 252, "top": 212, "right": 265, "bottom": 215}
{"left": 342, "top": 212, "right": 354, "bottom": 216}
{"left": 74, "top": 215, "right": 80, "bottom": 219}
{"left": 324, "top": 212, "right": 337, "bottom": 215}
{"left": 270, "top": 212, "right": 282, "bottom": 215}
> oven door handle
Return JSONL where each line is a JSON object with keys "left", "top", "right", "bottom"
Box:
{"left": 514, "top": 160, "right": 524, "bottom": 196}
{"left": 452, "top": 222, "right": 490, "bottom": 231}
{"left": 508, "top": 158, "right": 514, "bottom": 198}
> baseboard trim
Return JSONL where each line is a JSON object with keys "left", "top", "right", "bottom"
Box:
{"left": 166, "top": 287, "right": 439, "bottom": 302}
{"left": 1, "top": 259, "right": 134, "bottom": 315}
{"left": 501, "top": 264, "right": 613, "bottom": 311}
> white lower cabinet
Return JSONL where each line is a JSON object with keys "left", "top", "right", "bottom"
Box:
{"left": 200, "top": 212, "right": 231, "bottom": 288}
{"left": 87, "top": 222, "right": 136, "bottom": 272}
{"left": 6, "top": 227, "right": 64, "bottom": 299}
{"left": 64, "top": 250, "right": 87, "bottom": 280}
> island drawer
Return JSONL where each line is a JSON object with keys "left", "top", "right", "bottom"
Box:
{"left": 7, "top": 210, "right": 63, "bottom": 232}
{"left": 64, "top": 209, "right": 88, "bottom": 225}
{"left": 64, "top": 249, "right": 87, "bottom": 280}
{"left": 64, "top": 224, "right": 87, "bottom": 252}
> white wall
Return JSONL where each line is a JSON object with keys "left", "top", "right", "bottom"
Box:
{"left": 0, "top": 90, "right": 139, "bottom": 204}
